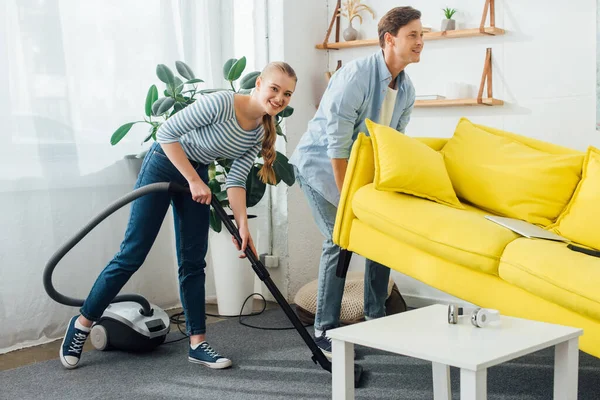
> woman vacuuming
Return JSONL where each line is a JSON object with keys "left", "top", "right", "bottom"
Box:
{"left": 59, "top": 62, "right": 297, "bottom": 370}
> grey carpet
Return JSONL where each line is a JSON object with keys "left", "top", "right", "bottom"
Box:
{"left": 2, "top": 306, "right": 600, "bottom": 400}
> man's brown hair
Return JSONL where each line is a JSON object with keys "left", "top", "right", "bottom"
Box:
{"left": 378, "top": 6, "right": 422, "bottom": 48}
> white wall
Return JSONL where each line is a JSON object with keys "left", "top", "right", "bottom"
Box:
{"left": 283, "top": 0, "right": 599, "bottom": 305}
{"left": 270, "top": 0, "right": 328, "bottom": 300}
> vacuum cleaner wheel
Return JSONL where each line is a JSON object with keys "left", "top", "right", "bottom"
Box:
{"left": 90, "top": 324, "right": 109, "bottom": 351}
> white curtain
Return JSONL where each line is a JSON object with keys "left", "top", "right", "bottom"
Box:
{"left": 0, "top": 0, "right": 266, "bottom": 353}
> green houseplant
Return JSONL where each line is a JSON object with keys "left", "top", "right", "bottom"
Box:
{"left": 441, "top": 7, "right": 457, "bottom": 31}
{"left": 110, "top": 57, "right": 295, "bottom": 232}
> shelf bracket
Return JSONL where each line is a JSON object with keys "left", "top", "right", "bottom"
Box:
{"left": 322, "top": 0, "right": 342, "bottom": 50}
{"left": 325, "top": 60, "right": 343, "bottom": 81}
{"left": 479, "top": 0, "right": 496, "bottom": 33}
{"left": 477, "top": 48, "right": 494, "bottom": 104}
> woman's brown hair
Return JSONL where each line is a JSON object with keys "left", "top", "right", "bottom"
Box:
{"left": 257, "top": 62, "right": 297, "bottom": 185}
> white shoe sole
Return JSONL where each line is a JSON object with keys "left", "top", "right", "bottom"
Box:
{"left": 188, "top": 356, "right": 232, "bottom": 369}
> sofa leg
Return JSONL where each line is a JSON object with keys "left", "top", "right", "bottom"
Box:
{"left": 336, "top": 249, "right": 353, "bottom": 279}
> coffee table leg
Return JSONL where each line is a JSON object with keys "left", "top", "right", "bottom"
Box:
{"left": 553, "top": 338, "right": 579, "bottom": 399}
{"left": 432, "top": 362, "right": 451, "bottom": 400}
{"left": 460, "top": 368, "right": 487, "bottom": 400}
{"left": 332, "top": 339, "right": 354, "bottom": 400}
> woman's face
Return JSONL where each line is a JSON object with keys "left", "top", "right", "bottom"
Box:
{"left": 255, "top": 71, "right": 296, "bottom": 116}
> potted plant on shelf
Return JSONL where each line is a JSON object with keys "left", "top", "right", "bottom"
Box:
{"left": 442, "top": 7, "right": 457, "bottom": 31}
{"left": 110, "top": 58, "right": 295, "bottom": 316}
{"left": 338, "top": 0, "right": 375, "bottom": 42}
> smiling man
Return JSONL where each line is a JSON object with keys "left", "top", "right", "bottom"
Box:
{"left": 289, "top": 6, "right": 424, "bottom": 358}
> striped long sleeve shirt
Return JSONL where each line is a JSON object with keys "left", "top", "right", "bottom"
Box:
{"left": 156, "top": 91, "right": 264, "bottom": 189}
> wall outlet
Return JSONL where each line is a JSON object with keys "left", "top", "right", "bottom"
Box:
{"left": 259, "top": 254, "right": 279, "bottom": 268}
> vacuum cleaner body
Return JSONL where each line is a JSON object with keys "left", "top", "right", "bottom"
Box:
{"left": 90, "top": 301, "right": 170, "bottom": 352}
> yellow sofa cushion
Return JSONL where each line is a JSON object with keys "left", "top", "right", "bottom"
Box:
{"left": 441, "top": 118, "right": 584, "bottom": 227}
{"left": 352, "top": 184, "right": 520, "bottom": 275}
{"left": 499, "top": 238, "right": 600, "bottom": 321}
{"left": 365, "top": 119, "right": 463, "bottom": 209}
{"left": 552, "top": 147, "right": 600, "bottom": 250}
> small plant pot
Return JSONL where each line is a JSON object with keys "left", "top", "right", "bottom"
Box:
{"left": 441, "top": 19, "right": 456, "bottom": 31}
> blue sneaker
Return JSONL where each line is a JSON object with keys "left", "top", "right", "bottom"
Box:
{"left": 314, "top": 333, "right": 333, "bottom": 359}
{"left": 60, "top": 316, "right": 90, "bottom": 369}
{"left": 315, "top": 332, "right": 356, "bottom": 360}
{"left": 188, "top": 341, "right": 232, "bottom": 369}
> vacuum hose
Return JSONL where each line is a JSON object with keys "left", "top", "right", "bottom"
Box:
{"left": 43, "top": 182, "right": 185, "bottom": 317}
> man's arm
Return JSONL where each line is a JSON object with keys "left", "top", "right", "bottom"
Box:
{"left": 322, "top": 69, "right": 364, "bottom": 194}
{"left": 397, "top": 82, "right": 416, "bottom": 134}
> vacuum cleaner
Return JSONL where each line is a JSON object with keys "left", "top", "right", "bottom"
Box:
{"left": 43, "top": 182, "right": 363, "bottom": 387}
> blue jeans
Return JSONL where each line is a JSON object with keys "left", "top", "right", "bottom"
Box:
{"left": 80, "top": 142, "right": 210, "bottom": 335}
{"left": 295, "top": 169, "right": 390, "bottom": 332}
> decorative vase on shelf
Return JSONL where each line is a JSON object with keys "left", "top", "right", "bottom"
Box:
{"left": 441, "top": 18, "right": 456, "bottom": 31}
{"left": 343, "top": 22, "right": 358, "bottom": 41}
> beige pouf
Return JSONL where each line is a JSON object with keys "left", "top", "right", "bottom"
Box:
{"left": 294, "top": 271, "right": 406, "bottom": 326}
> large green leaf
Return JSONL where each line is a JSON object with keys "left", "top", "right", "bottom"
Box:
{"left": 227, "top": 57, "right": 247, "bottom": 81}
{"left": 223, "top": 58, "right": 237, "bottom": 80}
{"left": 273, "top": 151, "right": 295, "bottom": 186}
{"left": 240, "top": 71, "right": 260, "bottom": 89}
{"left": 144, "top": 85, "right": 158, "bottom": 117}
{"left": 174, "top": 77, "right": 184, "bottom": 94}
{"left": 275, "top": 124, "right": 287, "bottom": 141}
{"left": 170, "top": 102, "right": 185, "bottom": 117}
{"left": 110, "top": 122, "right": 140, "bottom": 145}
{"left": 215, "top": 191, "right": 228, "bottom": 202}
{"left": 209, "top": 208, "right": 222, "bottom": 232}
{"left": 152, "top": 97, "right": 175, "bottom": 116}
{"left": 185, "top": 78, "right": 204, "bottom": 85}
{"left": 156, "top": 64, "right": 175, "bottom": 85}
{"left": 208, "top": 178, "right": 222, "bottom": 194}
{"left": 216, "top": 158, "right": 234, "bottom": 173}
{"left": 246, "top": 165, "right": 266, "bottom": 208}
{"left": 175, "top": 61, "right": 195, "bottom": 80}
{"left": 277, "top": 106, "right": 294, "bottom": 118}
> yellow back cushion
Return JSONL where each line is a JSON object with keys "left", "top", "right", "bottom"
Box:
{"left": 553, "top": 147, "right": 600, "bottom": 249}
{"left": 441, "top": 118, "right": 584, "bottom": 226}
{"left": 366, "top": 119, "right": 463, "bottom": 209}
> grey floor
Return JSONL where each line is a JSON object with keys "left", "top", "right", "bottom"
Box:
{"left": 2, "top": 305, "right": 600, "bottom": 399}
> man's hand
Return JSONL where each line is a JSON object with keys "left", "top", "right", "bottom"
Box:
{"left": 331, "top": 158, "right": 349, "bottom": 193}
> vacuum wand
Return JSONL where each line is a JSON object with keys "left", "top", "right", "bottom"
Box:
{"left": 168, "top": 182, "right": 364, "bottom": 387}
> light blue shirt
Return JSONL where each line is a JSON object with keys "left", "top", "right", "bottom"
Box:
{"left": 289, "top": 50, "right": 416, "bottom": 206}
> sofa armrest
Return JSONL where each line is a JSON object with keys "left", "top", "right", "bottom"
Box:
{"left": 333, "top": 133, "right": 374, "bottom": 249}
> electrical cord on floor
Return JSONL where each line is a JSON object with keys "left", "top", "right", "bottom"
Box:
{"left": 163, "top": 293, "right": 311, "bottom": 344}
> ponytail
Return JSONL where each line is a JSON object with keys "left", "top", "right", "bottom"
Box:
{"left": 256, "top": 61, "right": 297, "bottom": 185}
{"left": 257, "top": 114, "right": 277, "bottom": 185}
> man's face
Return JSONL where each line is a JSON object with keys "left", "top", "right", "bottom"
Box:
{"left": 386, "top": 19, "right": 424, "bottom": 65}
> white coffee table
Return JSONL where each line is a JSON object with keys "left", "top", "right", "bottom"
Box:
{"left": 327, "top": 304, "right": 583, "bottom": 400}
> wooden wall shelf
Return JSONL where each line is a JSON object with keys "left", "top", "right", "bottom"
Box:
{"left": 316, "top": 27, "right": 505, "bottom": 50}
{"left": 415, "top": 98, "right": 504, "bottom": 107}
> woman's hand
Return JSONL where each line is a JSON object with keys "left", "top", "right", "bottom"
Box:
{"left": 231, "top": 225, "right": 257, "bottom": 259}
{"left": 189, "top": 179, "right": 212, "bottom": 205}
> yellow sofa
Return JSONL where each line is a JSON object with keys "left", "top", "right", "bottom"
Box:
{"left": 333, "top": 118, "right": 600, "bottom": 358}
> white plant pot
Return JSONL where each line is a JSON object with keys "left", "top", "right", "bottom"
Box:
{"left": 209, "top": 215, "right": 257, "bottom": 316}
